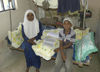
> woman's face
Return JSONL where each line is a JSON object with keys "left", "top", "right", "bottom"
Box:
{"left": 27, "top": 13, "right": 34, "bottom": 21}
{"left": 63, "top": 20, "right": 72, "bottom": 30}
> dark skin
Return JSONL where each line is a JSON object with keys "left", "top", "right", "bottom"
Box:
{"left": 55, "top": 20, "right": 73, "bottom": 62}
{"left": 26, "top": 13, "right": 39, "bottom": 72}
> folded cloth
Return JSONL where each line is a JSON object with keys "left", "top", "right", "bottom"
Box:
{"left": 32, "top": 28, "right": 62, "bottom": 60}
{"left": 41, "top": 28, "right": 63, "bottom": 39}
{"left": 47, "top": 32, "right": 59, "bottom": 39}
{"left": 32, "top": 40, "right": 55, "bottom": 60}
{"left": 34, "top": 0, "right": 58, "bottom": 9}
{"left": 43, "top": 36, "right": 59, "bottom": 49}
{"left": 74, "top": 28, "right": 90, "bottom": 40}
{"left": 8, "top": 24, "right": 24, "bottom": 48}
{"left": 74, "top": 32, "right": 98, "bottom": 61}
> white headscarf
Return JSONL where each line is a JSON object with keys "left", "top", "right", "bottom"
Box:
{"left": 23, "top": 10, "right": 40, "bottom": 39}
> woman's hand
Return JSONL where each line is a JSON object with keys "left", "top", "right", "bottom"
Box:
{"left": 31, "top": 41, "right": 36, "bottom": 45}
{"left": 27, "top": 39, "right": 36, "bottom": 45}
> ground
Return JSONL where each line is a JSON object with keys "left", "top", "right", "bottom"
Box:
{"left": 0, "top": 40, "right": 100, "bottom": 72}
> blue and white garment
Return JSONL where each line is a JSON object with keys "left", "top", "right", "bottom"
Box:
{"left": 59, "top": 29, "right": 76, "bottom": 48}
{"left": 21, "top": 10, "right": 43, "bottom": 68}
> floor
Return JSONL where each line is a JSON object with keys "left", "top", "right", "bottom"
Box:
{"left": 0, "top": 40, "right": 100, "bottom": 72}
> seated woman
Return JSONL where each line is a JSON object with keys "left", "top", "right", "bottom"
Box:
{"left": 21, "top": 10, "right": 43, "bottom": 72}
{"left": 6, "top": 10, "right": 43, "bottom": 72}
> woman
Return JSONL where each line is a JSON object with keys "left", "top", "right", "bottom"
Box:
{"left": 21, "top": 10, "right": 43, "bottom": 72}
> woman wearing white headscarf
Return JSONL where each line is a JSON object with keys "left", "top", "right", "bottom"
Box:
{"left": 21, "top": 10, "right": 43, "bottom": 72}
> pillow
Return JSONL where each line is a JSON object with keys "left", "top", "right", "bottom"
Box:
{"left": 32, "top": 40, "right": 55, "bottom": 60}
{"left": 74, "top": 32, "right": 98, "bottom": 61}
{"left": 74, "top": 28, "right": 90, "bottom": 40}
{"left": 8, "top": 24, "right": 24, "bottom": 48}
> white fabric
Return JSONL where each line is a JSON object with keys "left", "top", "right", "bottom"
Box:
{"left": 32, "top": 28, "right": 62, "bottom": 60}
{"left": 47, "top": 32, "right": 59, "bottom": 39}
{"left": 32, "top": 40, "right": 55, "bottom": 60}
{"left": 43, "top": 37, "right": 59, "bottom": 49}
{"left": 41, "top": 28, "right": 63, "bottom": 39}
{"left": 34, "top": 0, "right": 58, "bottom": 9}
{"left": 23, "top": 10, "right": 39, "bottom": 39}
{"left": 38, "top": 8, "right": 45, "bottom": 19}
{"left": 82, "top": 0, "right": 88, "bottom": 10}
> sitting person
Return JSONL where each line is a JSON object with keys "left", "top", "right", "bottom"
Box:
{"left": 54, "top": 17, "right": 75, "bottom": 72}
{"left": 6, "top": 9, "right": 43, "bottom": 72}
{"left": 21, "top": 10, "right": 43, "bottom": 72}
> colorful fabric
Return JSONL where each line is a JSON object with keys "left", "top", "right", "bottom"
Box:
{"left": 32, "top": 40, "right": 55, "bottom": 60}
{"left": 8, "top": 24, "right": 24, "bottom": 48}
{"left": 34, "top": 0, "right": 58, "bottom": 9}
{"left": 32, "top": 29, "right": 61, "bottom": 60}
{"left": 74, "top": 32, "right": 98, "bottom": 61}
{"left": 74, "top": 28, "right": 90, "bottom": 40}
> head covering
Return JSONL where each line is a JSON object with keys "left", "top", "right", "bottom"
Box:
{"left": 23, "top": 10, "right": 39, "bottom": 39}
{"left": 63, "top": 17, "right": 73, "bottom": 29}
{"left": 63, "top": 17, "right": 73, "bottom": 25}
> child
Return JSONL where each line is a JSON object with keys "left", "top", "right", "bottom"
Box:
{"left": 54, "top": 17, "right": 75, "bottom": 72}
{"left": 21, "top": 10, "right": 43, "bottom": 72}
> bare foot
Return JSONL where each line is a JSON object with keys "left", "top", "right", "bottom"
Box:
{"left": 83, "top": 60, "right": 90, "bottom": 66}
{"left": 36, "top": 69, "right": 40, "bottom": 72}
{"left": 78, "top": 62, "right": 83, "bottom": 68}
{"left": 26, "top": 68, "right": 29, "bottom": 72}
{"left": 73, "top": 61, "right": 78, "bottom": 65}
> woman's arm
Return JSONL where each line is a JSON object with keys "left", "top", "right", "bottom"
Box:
{"left": 27, "top": 38, "right": 36, "bottom": 45}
